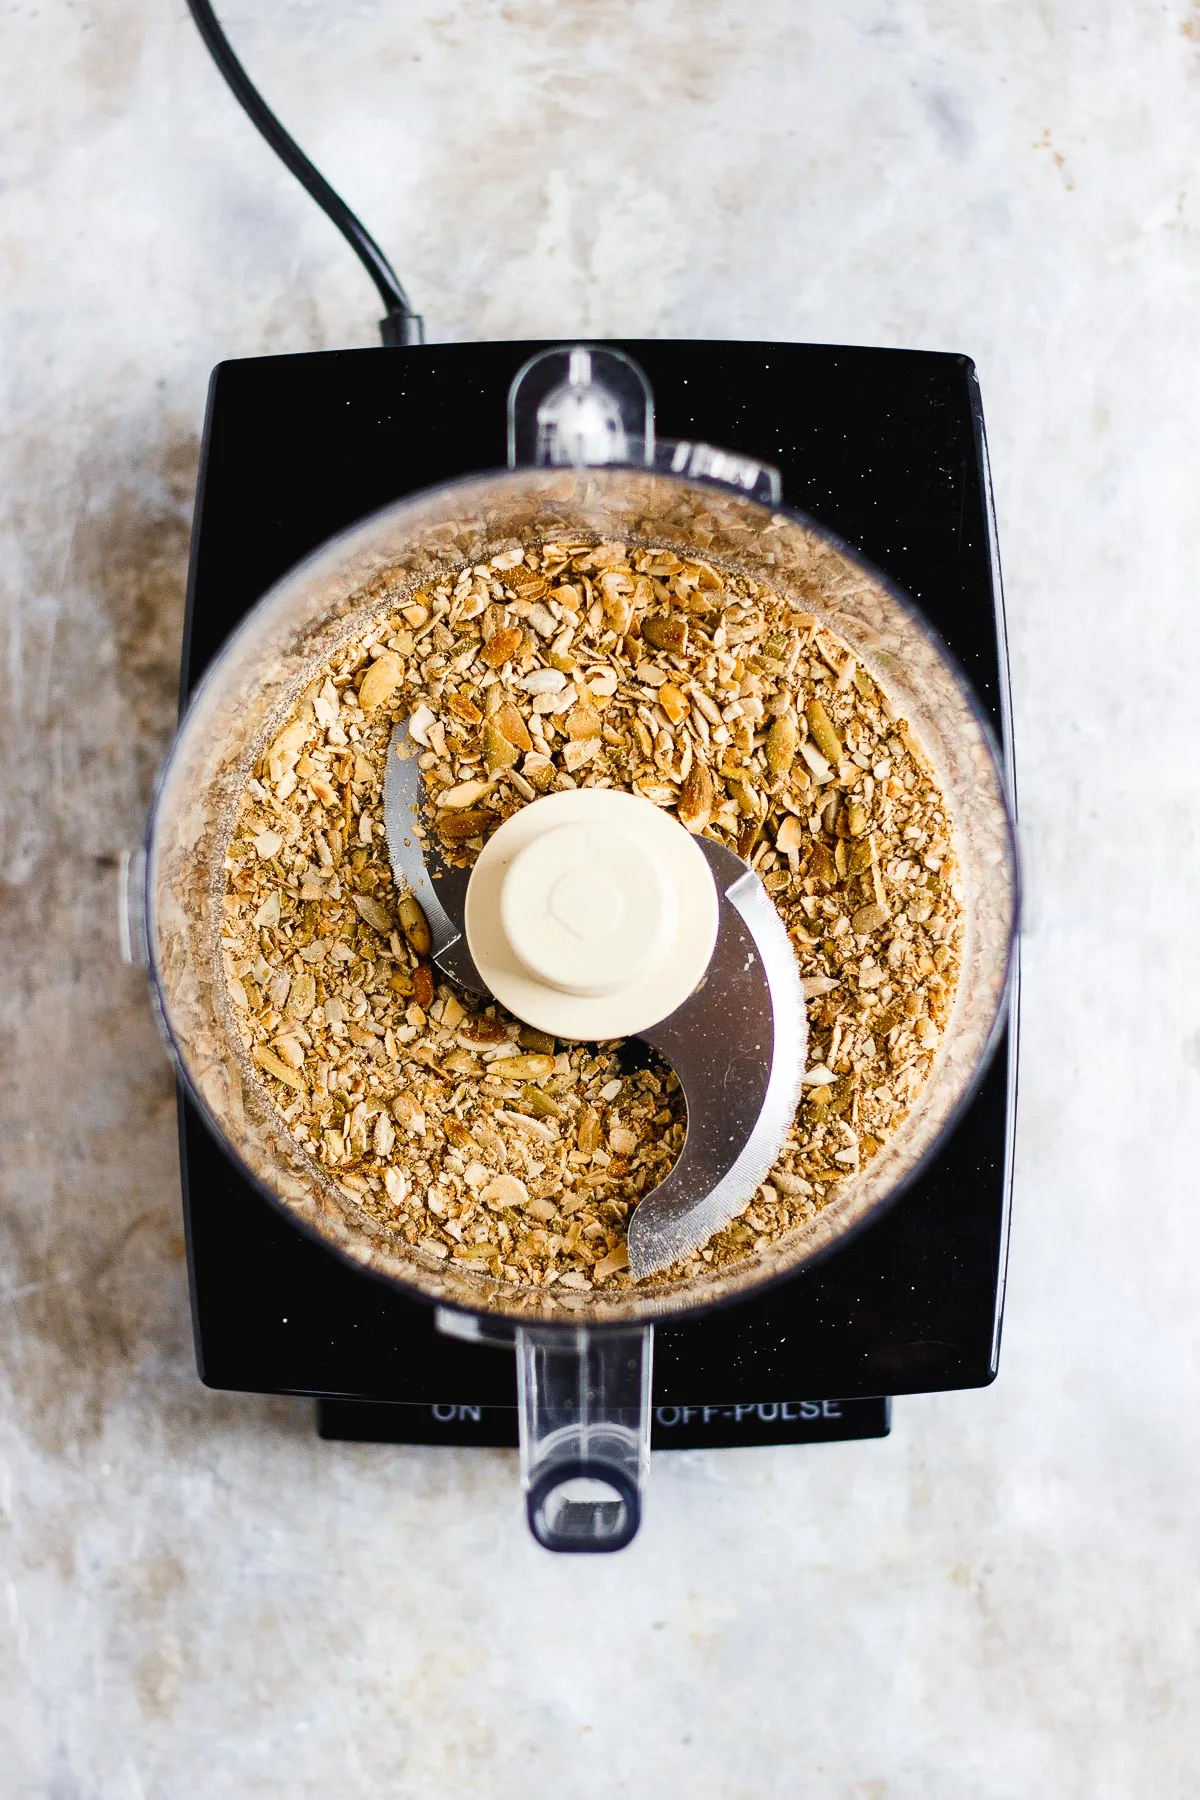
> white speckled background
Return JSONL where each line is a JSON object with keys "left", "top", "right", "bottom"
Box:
{"left": 3, "top": 2, "right": 1200, "bottom": 1794}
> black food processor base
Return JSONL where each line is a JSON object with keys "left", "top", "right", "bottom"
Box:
{"left": 181, "top": 338, "right": 1017, "bottom": 1452}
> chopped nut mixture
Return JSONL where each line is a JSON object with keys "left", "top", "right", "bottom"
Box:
{"left": 220, "top": 540, "right": 964, "bottom": 1294}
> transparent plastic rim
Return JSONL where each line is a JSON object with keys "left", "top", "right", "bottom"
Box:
{"left": 148, "top": 464, "right": 1018, "bottom": 1326}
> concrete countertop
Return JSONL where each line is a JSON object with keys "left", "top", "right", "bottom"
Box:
{"left": 2, "top": 3, "right": 1198, "bottom": 1795}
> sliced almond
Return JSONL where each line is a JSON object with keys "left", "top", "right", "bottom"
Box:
{"left": 593, "top": 1244, "right": 630, "bottom": 1281}
{"left": 562, "top": 736, "right": 600, "bottom": 773}
{"left": 526, "top": 602, "right": 558, "bottom": 637}
{"left": 268, "top": 720, "right": 309, "bottom": 764}
{"left": 407, "top": 702, "right": 437, "bottom": 746}
{"left": 798, "top": 740, "right": 833, "bottom": 782}
{"left": 481, "top": 1173, "right": 529, "bottom": 1210}
{"left": 518, "top": 667, "right": 568, "bottom": 694}
{"left": 775, "top": 814, "right": 805, "bottom": 853}
{"left": 272, "top": 1034, "right": 305, "bottom": 1070}
{"left": 801, "top": 975, "right": 838, "bottom": 998}
{"left": 496, "top": 1110, "right": 558, "bottom": 1143}
{"left": 358, "top": 652, "right": 404, "bottom": 711}
{"left": 801, "top": 1064, "right": 836, "bottom": 1086}
{"left": 437, "top": 777, "right": 492, "bottom": 809}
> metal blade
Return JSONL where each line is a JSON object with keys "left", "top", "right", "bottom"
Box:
{"left": 382, "top": 719, "right": 489, "bottom": 996}
{"left": 626, "top": 837, "right": 807, "bottom": 1281}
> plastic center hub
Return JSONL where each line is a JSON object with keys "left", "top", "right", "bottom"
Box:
{"left": 465, "top": 789, "right": 719, "bottom": 1040}
{"left": 500, "top": 821, "right": 673, "bottom": 999}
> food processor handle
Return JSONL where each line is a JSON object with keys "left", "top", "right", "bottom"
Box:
{"left": 506, "top": 342, "right": 782, "bottom": 503}
{"left": 515, "top": 1323, "right": 653, "bottom": 1553}
{"left": 507, "top": 344, "right": 656, "bottom": 470}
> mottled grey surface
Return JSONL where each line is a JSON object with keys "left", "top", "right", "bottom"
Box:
{"left": 3, "top": 3, "right": 1199, "bottom": 1795}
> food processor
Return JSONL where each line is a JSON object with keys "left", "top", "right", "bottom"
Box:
{"left": 122, "top": 7, "right": 1020, "bottom": 1552}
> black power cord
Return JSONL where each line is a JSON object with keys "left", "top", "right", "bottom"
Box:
{"left": 185, "top": 0, "right": 422, "bottom": 346}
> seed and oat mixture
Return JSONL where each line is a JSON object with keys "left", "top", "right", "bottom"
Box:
{"left": 220, "top": 540, "right": 964, "bottom": 1294}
